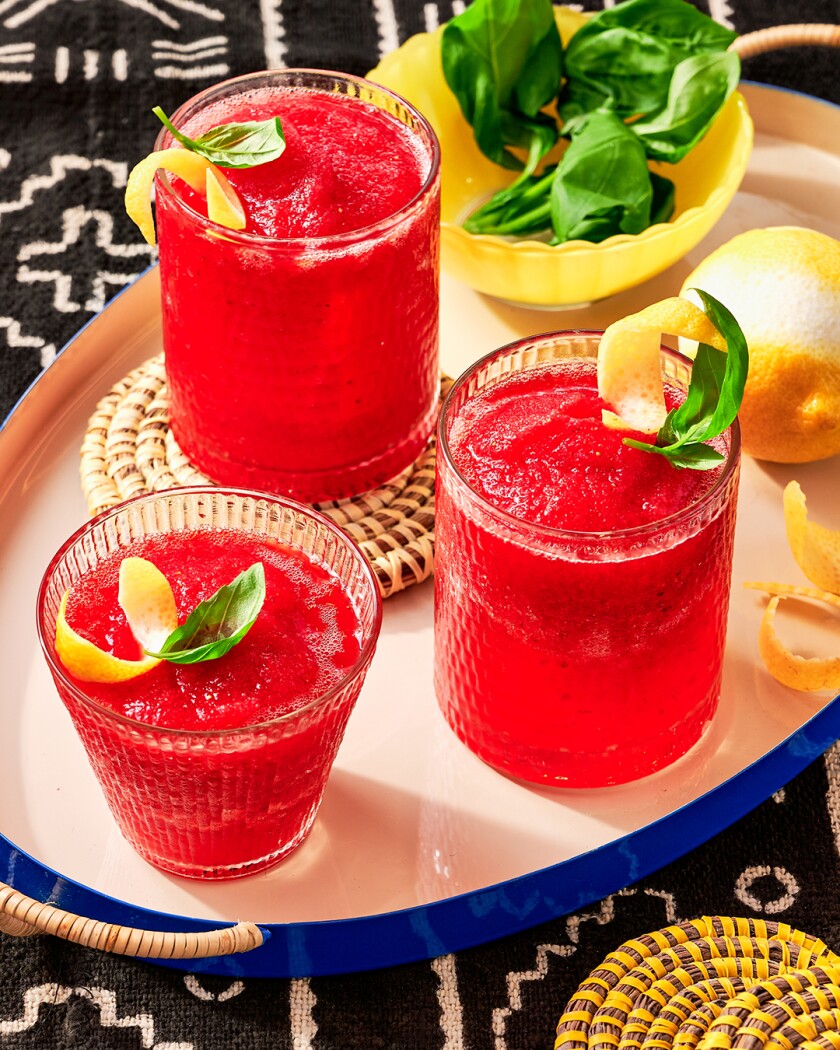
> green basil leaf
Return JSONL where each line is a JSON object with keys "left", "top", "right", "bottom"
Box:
{"left": 153, "top": 106, "right": 286, "bottom": 168}
{"left": 665, "top": 342, "right": 727, "bottom": 444}
{"left": 578, "top": 0, "right": 737, "bottom": 54}
{"left": 685, "top": 289, "right": 749, "bottom": 439}
{"left": 649, "top": 171, "right": 676, "bottom": 224}
{"left": 464, "top": 166, "right": 556, "bottom": 236}
{"left": 623, "top": 438, "right": 725, "bottom": 471}
{"left": 560, "top": 0, "right": 737, "bottom": 122}
{"left": 550, "top": 111, "right": 652, "bottom": 243}
{"left": 632, "top": 52, "right": 740, "bottom": 163}
{"left": 623, "top": 288, "right": 749, "bottom": 470}
{"left": 560, "top": 29, "right": 675, "bottom": 122}
{"left": 145, "top": 562, "right": 266, "bottom": 665}
{"left": 441, "top": 0, "right": 563, "bottom": 174}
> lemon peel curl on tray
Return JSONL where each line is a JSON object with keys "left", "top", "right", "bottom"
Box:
{"left": 744, "top": 583, "right": 840, "bottom": 694}
{"left": 784, "top": 480, "right": 840, "bottom": 595}
{"left": 745, "top": 481, "right": 840, "bottom": 693}
{"left": 55, "top": 558, "right": 178, "bottom": 684}
{"left": 598, "top": 296, "right": 726, "bottom": 434}
{"left": 125, "top": 147, "right": 246, "bottom": 246}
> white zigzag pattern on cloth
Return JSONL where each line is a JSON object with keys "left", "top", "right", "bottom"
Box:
{"left": 17, "top": 263, "right": 145, "bottom": 313}
{"left": 259, "top": 0, "right": 287, "bottom": 70}
{"left": 18, "top": 206, "right": 152, "bottom": 262}
{"left": 155, "top": 62, "right": 229, "bottom": 79}
{"left": 0, "top": 156, "right": 128, "bottom": 222}
{"left": 490, "top": 887, "right": 679, "bottom": 1050}
{"left": 182, "top": 975, "right": 245, "bottom": 1001}
{"left": 17, "top": 264, "right": 80, "bottom": 311}
{"left": 422, "top": 3, "right": 439, "bottom": 32}
{"left": 0, "top": 984, "right": 192, "bottom": 1048}
{"left": 1, "top": 0, "right": 224, "bottom": 31}
{"left": 152, "top": 45, "right": 227, "bottom": 60}
{"left": 433, "top": 954, "right": 464, "bottom": 1050}
{"left": 491, "top": 942, "right": 576, "bottom": 1044}
{"left": 373, "top": 0, "right": 399, "bottom": 57}
{"left": 0, "top": 315, "right": 44, "bottom": 349}
{"left": 734, "top": 865, "right": 800, "bottom": 915}
{"left": 17, "top": 206, "right": 154, "bottom": 311}
{"left": 0, "top": 312, "right": 54, "bottom": 367}
{"left": 422, "top": 3, "right": 471, "bottom": 32}
{"left": 0, "top": 314, "right": 55, "bottom": 366}
{"left": 290, "top": 977, "right": 318, "bottom": 1049}
{"left": 708, "top": 0, "right": 736, "bottom": 30}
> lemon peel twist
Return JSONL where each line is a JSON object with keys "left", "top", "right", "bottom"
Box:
{"left": 125, "top": 147, "right": 246, "bottom": 246}
{"left": 598, "top": 295, "right": 726, "bottom": 434}
{"left": 745, "top": 481, "right": 840, "bottom": 693}
{"left": 55, "top": 558, "right": 179, "bottom": 684}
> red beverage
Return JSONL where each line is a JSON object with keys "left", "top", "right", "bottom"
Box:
{"left": 155, "top": 70, "right": 441, "bottom": 502}
{"left": 38, "top": 489, "right": 381, "bottom": 879}
{"left": 435, "top": 333, "right": 740, "bottom": 788}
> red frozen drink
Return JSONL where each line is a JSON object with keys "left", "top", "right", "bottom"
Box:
{"left": 154, "top": 71, "right": 440, "bottom": 502}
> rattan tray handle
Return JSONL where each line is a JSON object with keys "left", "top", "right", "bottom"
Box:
{"left": 0, "top": 881, "right": 264, "bottom": 959}
{"left": 732, "top": 23, "right": 840, "bottom": 58}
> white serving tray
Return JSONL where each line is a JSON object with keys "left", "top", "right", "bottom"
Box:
{"left": 0, "top": 82, "right": 839, "bottom": 977}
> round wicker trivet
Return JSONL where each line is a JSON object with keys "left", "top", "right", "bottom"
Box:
{"left": 80, "top": 355, "right": 450, "bottom": 599}
{"left": 555, "top": 917, "right": 840, "bottom": 1050}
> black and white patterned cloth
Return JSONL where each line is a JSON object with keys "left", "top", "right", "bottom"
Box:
{"left": 1, "top": 2, "right": 839, "bottom": 1047}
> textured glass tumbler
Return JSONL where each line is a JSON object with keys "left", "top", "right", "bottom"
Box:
{"left": 156, "top": 69, "right": 441, "bottom": 503}
{"left": 38, "top": 488, "right": 382, "bottom": 879}
{"left": 434, "top": 333, "right": 741, "bottom": 788}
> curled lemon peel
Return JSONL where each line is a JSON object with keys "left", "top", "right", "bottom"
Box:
{"left": 55, "top": 557, "right": 179, "bottom": 684}
{"left": 117, "top": 557, "right": 179, "bottom": 653}
{"left": 744, "top": 582, "right": 840, "bottom": 693}
{"left": 598, "top": 296, "right": 726, "bottom": 434}
{"left": 783, "top": 480, "right": 840, "bottom": 595}
{"left": 125, "top": 147, "right": 246, "bottom": 246}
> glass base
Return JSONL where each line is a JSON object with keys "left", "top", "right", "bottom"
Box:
{"left": 438, "top": 690, "right": 719, "bottom": 790}
{"left": 122, "top": 810, "right": 319, "bottom": 881}
{"left": 171, "top": 399, "right": 439, "bottom": 504}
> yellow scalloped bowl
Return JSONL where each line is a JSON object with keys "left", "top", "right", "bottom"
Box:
{"left": 369, "top": 9, "right": 754, "bottom": 308}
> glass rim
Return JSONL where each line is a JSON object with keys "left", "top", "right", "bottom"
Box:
{"left": 438, "top": 329, "right": 742, "bottom": 544}
{"left": 153, "top": 67, "right": 442, "bottom": 250}
{"left": 36, "top": 486, "right": 383, "bottom": 739}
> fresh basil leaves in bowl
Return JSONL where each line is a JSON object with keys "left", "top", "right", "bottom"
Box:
{"left": 368, "top": 1, "right": 753, "bottom": 309}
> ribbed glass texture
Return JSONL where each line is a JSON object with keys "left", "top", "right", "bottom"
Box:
{"left": 434, "top": 333, "right": 741, "bottom": 788}
{"left": 156, "top": 70, "right": 441, "bottom": 502}
{"left": 38, "top": 488, "right": 381, "bottom": 879}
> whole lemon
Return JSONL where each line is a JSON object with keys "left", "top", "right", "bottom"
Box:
{"left": 680, "top": 226, "right": 840, "bottom": 463}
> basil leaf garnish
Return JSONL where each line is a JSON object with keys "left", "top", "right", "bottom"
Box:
{"left": 153, "top": 106, "right": 285, "bottom": 169}
{"left": 145, "top": 562, "right": 266, "bottom": 665}
{"left": 623, "top": 289, "right": 749, "bottom": 471}
{"left": 441, "top": 0, "right": 563, "bottom": 176}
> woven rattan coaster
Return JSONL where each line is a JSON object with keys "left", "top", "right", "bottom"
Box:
{"left": 81, "top": 355, "right": 451, "bottom": 599}
{"left": 555, "top": 917, "right": 840, "bottom": 1050}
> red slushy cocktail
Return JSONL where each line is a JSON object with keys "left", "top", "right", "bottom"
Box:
{"left": 155, "top": 71, "right": 441, "bottom": 502}
{"left": 434, "top": 333, "right": 740, "bottom": 788}
{"left": 38, "top": 489, "right": 381, "bottom": 879}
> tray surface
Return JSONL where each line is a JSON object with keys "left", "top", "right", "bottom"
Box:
{"left": 1, "top": 82, "right": 840, "bottom": 977}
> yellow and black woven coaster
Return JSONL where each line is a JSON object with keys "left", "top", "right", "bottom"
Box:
{"left": 555, "top": 916, "right": 840, "bottom": 1050}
